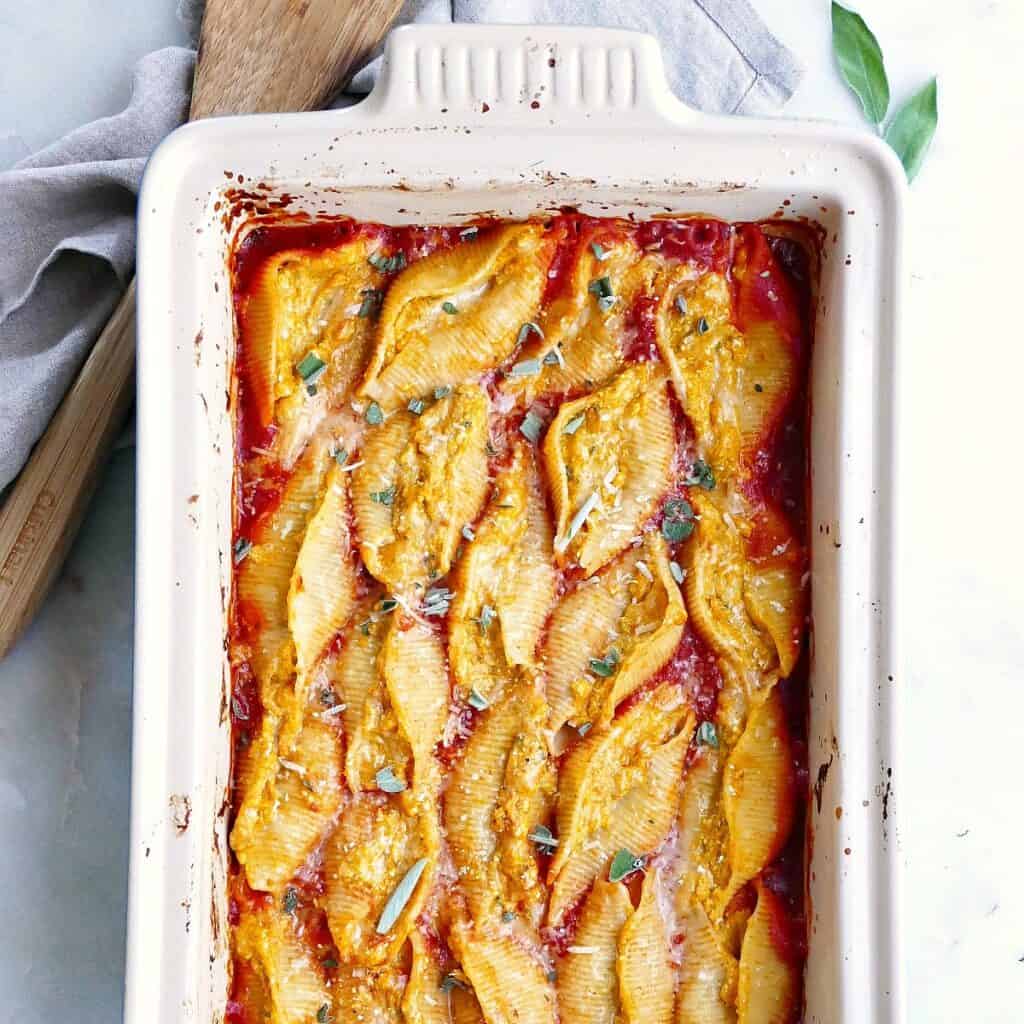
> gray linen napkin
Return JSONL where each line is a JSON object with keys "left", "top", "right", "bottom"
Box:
{"left": 0, "top": 0, "right": 801, "bottom": 492}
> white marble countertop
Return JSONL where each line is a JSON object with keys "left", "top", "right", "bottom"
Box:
{"left": 1, "top": 1, "right": 1022, "bottom": 1021}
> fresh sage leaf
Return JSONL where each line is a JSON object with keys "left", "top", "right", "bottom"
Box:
{"left": 884, "top": 77, "right": 938, "bottom": 182}
{"left": 376, "top": 857, "right": 428, "bottom": 934}
{"left": 831, "top": 2, "right": 890, "bottom": 125}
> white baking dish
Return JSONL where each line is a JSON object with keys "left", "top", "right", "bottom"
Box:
{"left": 129, "top": 24, "right": 904, "bottom": 1024}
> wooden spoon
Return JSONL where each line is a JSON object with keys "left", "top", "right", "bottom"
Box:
{"left": 0, "top": 0, "right": 403, "bottom": 658}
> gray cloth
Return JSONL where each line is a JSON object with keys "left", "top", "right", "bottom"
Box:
{"left": 0, "top": 1, "right": 802, "bottom": 491}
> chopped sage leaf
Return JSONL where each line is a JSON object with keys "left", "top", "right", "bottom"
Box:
{"left": 320, "top": 687, "right": 338, "bottom": 707}
{"left": 697, "top": 720, "right": 719, "bottom": 748}
{"left": 685, "top": 459, "right": 716, "bottom": 490}
{"left": 368, "top": 251, "right": 407, "bottom": 273}
{"left": 376, "top": 766, "right": 407, "bottom": 794}
{"left": 232, "top": 537, "right": 252, "bottom": 565}
{"left": 501, "top": 910, "right": 516, "bottom": 923}
{"left": 669, "top": 561, "right": 686, "bottom": 585}
{"left": 510, "top": 357, "right": 542, "bottom": 378}
{"left": 675, "top": 294, "right": 688, "bottom": 315}
{"left": 588, "top": 276, "right": 613, "bottom": 298}
{"left": 662, "top": 498, "right": 695, "bottom": 543}
{"left": 577, "top": 721, "right": 592, "bottom": 737}
{"left": 517, "top": 321, "right": 544, "bottom": 345}
{"left": 282, "top": 887, "right": 299, "bottom": 914}
{"left": 543, "top": 346, "right": 565, "bottom": 368}
{"left": 408, "top": 397, "right": 426, "bottom": 415}
{"left": 528, "top": 824, "right": 559, "bottom": 849}
{"left": 547, "top": 969, "right": 558, "bottom": 984}
{"left": 609, "top": 848, "right": 645, "bottom": 883}
{"left": 460, "top": 226, "right": 479, "bottom": 240}
{"left": 296, "top": 351, "right": 326, "bottom": 380}
{"left": 333, "top": 447, "right": 349, "bottom": 468}
{"left": 442, "top": 300, "right": 459, "bottom": 315}
{"left": 376, "top": 857, "right": 428, "bottom": 934}
{"left": 590, "top": 241, "right": 608, "bottom": 261}
{"left": 358, "top": 619, "right": 372, "bottom": 636}
{"left": 370, "top": 486, "right": 395, "bottom": 506}
{"left": 697, "top": 317, "right": 710, "bottom": 334}
{"left": 434, "top": 385, "right": 452, "bottom": 400}
{"left": 365, "top": 400, "right": 384, "bottom": 425}
{"left": 231, "top": 697, "right": 248, "bottom": 721}
{"left": 358, "top": 288, "right": 383, "bottom": 318}
{"left": 440, "top": 973, "right": 468, "bottom": 993}
{"left": 563, "top": 413, "right": 585, "bottom": 436}
{"left": 317, "top": 1004, "right": 333, "bottom": 1024}
{"left": 321, "top": 958, "right": 340, "bottom": 969}
{"left": 589, "top": 648, "right": 620, "bottom": 678}
{"left": 468, "top": 688, "right": 489, "bottom": 711}
{"left": 379, "top": 597, "right": 399, "bottom": 613}
{"left": 520, "top": 410, "right": 544, "bottom": 444}
{"left": 462, "top": 524, "right": 476, "bottom": 542}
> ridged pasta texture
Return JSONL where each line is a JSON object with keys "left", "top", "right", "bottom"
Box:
{"left": 227, "top": 215, "right": 812, "bottom": 1024}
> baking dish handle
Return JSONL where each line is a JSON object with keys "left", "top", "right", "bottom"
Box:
{"left": 364, "top": 24, "right": 700, "bottom": 128}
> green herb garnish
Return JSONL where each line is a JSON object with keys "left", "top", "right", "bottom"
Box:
{"left": 588, "top": 276, "right": 615, "bottom": 312}
{"left": 563, "top": 413, "right": 586, "bottom": 436}
{"left": 662, "top": 499, "right": 695, "bottom": 543}
{"left": 358, "top": 288, "right": 383, "bottom": 318}
{"left": 434, "top": 385, "right": 452, "bottom": 401}
{"left": 333, "top": 447, "right": 349, "bottom": 468}
{"left": 675, "top": 295, "right": 688, "bottom": 315}
{"left": 376, "top": 858, "right": 428, "bottom": 934}
{"left": 296, "top": 352, "right": 326, "bottom": 395}
{"left": 316, "top": 1004, "right": 333, "bottom": 1023}
{"left": 365, "top": 400, "right": 384, "bottom": 425}
{"left": 408, "top": 397, "right": 425, "bottom": 415}
{"left": 517, "top": 321, "right": 544, "bottom": 345}
{"left": 321, "top": 957, "right": 340, "bottom": 969}
{"left": 577, "top": 721, "right": 592, "bottom": 737}
{"left": 368, "top": 251, "right": 407, "bottom": 273}
{"left": 468, "top": 688, "right": 489, "bottom": 711}
{"left": 231, "top": 697, "right": 248, "bottom": 721}
{"left": 320, "top": 687, "right": 338, "bottom": 707}
{"left": 232, "top": 537, "right": 252, "bottom": 565}
{"left": 379, "top": 598, "right": 399, "bottom": 614}
{"left": 543, "top": 346, "right": 564, "bottom": 367}
{"left": 590, "top": 241, "right": 608, "bottom": 261}
{"left": 460, "top": 226, "right": 479, "bottom": 240}
{"left": 441, "top": 301, "right": 459, "bottom": 315}
{"left": 528, "top": 824, "right": 559, "bottom": 849}
{"left": 697, "top": 720, "right": 719, "bottom": 748}
{"left": 282, "top": 887, "right": 299, "bottom": 914}
{"left": 370, "top": 485, "right": 395, "bottom": 506}
{"left": 440, "top": 973, "right": 468, "bottom": 994}
{"left": 589, "top": 648, "right": 620, "bottom": 678}
{"left": 609, "top": 849, "right": 644, "bottom": 883}
{"left": 376, "top": 766, "right": 407, "bottom": 793}
{"left": 696, "top": 317, "right": 710, "bottom": 335}
{"left": 462, "top": 524, "right": 476, "bottom": 542}
{"left": 685, "top": 459, "right": 715, "bottom": 490}
{"left": 669, "top": 561, "right": 686, "bottom": 585}
{"left": 501, "top": 910, "right": 516, "bottom": 922}
{"left": 509, "top": 358, "right": 542, "bottom": 378}
{"left": 831, "top": 2, "right": 938, "bottom": 181}
{"left": 520, "top": 410, "right": 544, "bottom": 444}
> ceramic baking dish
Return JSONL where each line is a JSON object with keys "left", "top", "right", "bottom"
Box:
{"left": 127, "top": 23, "right": 904, "bottom": 1024}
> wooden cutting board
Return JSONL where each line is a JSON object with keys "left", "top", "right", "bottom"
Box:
{"left": 0, "top": 0, "right": 404, "bottom": 659}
